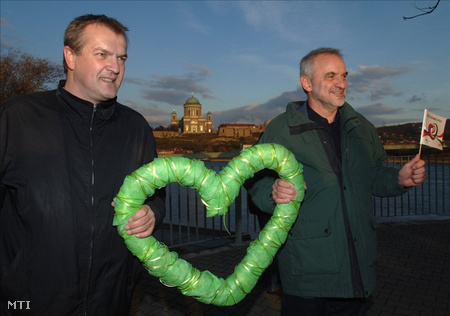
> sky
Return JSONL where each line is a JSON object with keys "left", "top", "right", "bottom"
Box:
{"left": 1, "top": 1, "right": 449, "bottom": 129}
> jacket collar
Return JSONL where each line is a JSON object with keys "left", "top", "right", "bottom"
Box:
{"left": 339, "top": 102, "right": 360, "bottom": 133}
{"left": 56, "top": 80, "right": 116, "bottom": 121}
{"left": 286, "top": 100, "right": 360, "bottom": 134}
{"left": 286, "top": 100, "right": 309, "bottom": 127}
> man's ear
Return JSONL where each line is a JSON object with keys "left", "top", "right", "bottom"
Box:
{"left": 63, "top": 46, "right": 75, "bottom": 71}
{"left": 300, "top": 75, "right": 312, "bottom": 92}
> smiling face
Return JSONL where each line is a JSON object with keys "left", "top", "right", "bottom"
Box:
{"left": 63, "top": 23, "right": 128, "bottom": 105}
{"left": 301, "top": 53, "right": 348, "bottom": 119}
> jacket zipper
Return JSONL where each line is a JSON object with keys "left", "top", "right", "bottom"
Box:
{"left": 341, "top": 137, "right": 364, "bottom": 297}
{"left": 314, "top": 124, "right": 365, "bottom": 297}
{"left": 84, "top": 104, "right": 97, "bottom": 315}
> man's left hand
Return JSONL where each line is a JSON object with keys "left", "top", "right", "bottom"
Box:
{"left": 398, "top": 154, "right": 426, "bottom": 187}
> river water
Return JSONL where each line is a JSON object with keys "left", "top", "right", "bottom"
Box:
{"left": 161, "top": 159, "right": 449, "bottom": 224}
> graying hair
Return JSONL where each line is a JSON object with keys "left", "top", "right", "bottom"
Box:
{"left": 300, "top": 47, "right": 343, "bottom": 78}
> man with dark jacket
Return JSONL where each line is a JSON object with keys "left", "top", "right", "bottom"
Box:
{"left": 246, "top": 47, "right": 425, "bottom": 315}
{"left": 0, "top": 14, "right": 166, "bottom": 315}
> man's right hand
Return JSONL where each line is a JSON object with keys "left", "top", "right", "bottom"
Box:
{"left": 272, "top": 178, "right": 299, "bottom": 204}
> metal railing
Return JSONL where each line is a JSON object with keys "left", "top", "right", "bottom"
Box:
{"left": 153, "top": 149, "right": 450, "bottom": 249}
{"left": 152, "top": 162, "right": 259, "bottom": 249}
{"left": 374, "top": 152, "right": 449, "bottom": 219}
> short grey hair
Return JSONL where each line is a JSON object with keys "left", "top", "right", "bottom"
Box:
{"left": 300, "top": 47, "right": 343, "bottom": 78}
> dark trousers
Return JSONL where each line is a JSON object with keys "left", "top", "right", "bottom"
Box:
{"left": 281, "top": 294, "right": 367, "bottom": 316}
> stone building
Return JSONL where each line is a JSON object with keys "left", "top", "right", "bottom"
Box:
{"left": 218, "top": 123, "right": 261, "bottom": 138}
{"left": 171, "top": 94, "right": 213, "bottom": 133}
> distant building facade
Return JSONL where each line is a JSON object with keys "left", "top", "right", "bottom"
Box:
{"left": 218, "top": 123, "right": 261, "bottom": 138}
{"left": 171, "top": 94, "right": 213, "bottom": 133}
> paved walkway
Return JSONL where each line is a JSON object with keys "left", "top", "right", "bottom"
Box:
{"left": 130, "top": 218, "right": 450, "bottom": 315}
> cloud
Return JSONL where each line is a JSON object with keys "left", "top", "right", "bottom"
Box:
{"left": 150, "top": 75, "right": 211, "bottom": 95}
{"left": 123, "top": 77, "right": 145, "bottom": 86}
{"left": 237, "top": 1, "right": 347, "bottom": 45}
{"left": 213, "top": 90, "right": 304, "bottom": 125}
{"left": 185, "top": 63, "right": 212, "bottom": 78}
{"left": 122, "top": 99, "right": 167, "bottom": 115}
{"left": 356, "top": 102, "right": 403, "bottom": 117}
{"left": 407, "top": 94, "right": 425, "bottom": 103}
{"left": 122, "top": 99, "right": 172, "bottom": 127}
{"left": 349, "top": 64, "right": 414, "bottom": 101}
{"left": 237, "top": 2, "right": 302, "bottom": 43}
{"left": 179, "top": 3, "right": 212, "bottom": 35}
{"left": 137, "top": 89, "right": 304, "bottom": 128}
{"left": 0, "top": 18, "right": 26, "bottom": 49}
{"left": 1, "top": 40, "right": 13, "bottom": 50}
{"left": 125, "top": 63, "right": 216, "bottom": 106}
{"left": 354, "top": 102, "right": 414, "bottom": 127}
{"left": 368, "top": 81, "right": 404, "bottom": 101}
{"left": 358, "top": 65, "right": 413, "bottom": 79}
{"left": 144, "top": 115, "right": 170, "bottom": 126}
{"left": 141, "top": 89, "right": 191, "bottom": 106}
{"left": 233, "top": 53, "right": 265, "bottom": 64}
{"left": 0, "top": 18, "right": 13, "bottom": 28}
{"left": 186, "top": 16, "right": 211, "bottom": 35}
{"left": 228, "top": 52, "right": 298, "bottom": 79}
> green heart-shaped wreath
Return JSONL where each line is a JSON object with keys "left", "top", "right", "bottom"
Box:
{"left": 113, "top": 143, "right": 304, "bottom": 306}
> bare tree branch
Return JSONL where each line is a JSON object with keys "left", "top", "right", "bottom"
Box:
{"left": 403, "top": 0, "right": 441, "bottom": 20}
{"left": 0, "top": 49, "right": 64, "bottom": 101}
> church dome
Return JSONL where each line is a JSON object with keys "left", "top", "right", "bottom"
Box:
{"left": 185, "top": 94, "right": 200, "bottom": 105}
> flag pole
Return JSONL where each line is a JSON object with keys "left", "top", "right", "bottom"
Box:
{"left": 418, "top": 109, "right": 428, "bottom": 156}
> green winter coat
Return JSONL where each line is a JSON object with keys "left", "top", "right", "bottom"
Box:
{"left": 247, "top": 101, "right": 408, "bottom": 298}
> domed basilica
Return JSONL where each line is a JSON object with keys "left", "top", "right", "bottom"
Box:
{"left": 171, "top": 94, "right": 213, "bottom": 133}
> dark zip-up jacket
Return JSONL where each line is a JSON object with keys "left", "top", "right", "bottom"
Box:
{"left": 247, "top": 101, "right": 408, "bottom": 298}
{"left": 0, "top": 82, "right": 166, "bottom": 315}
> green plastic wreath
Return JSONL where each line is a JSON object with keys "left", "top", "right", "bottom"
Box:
{"left": 113, "top": 143, "right": 304, "bottom": 306}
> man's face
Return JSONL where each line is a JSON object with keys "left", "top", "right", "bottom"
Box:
{"left": 64, "top": 23, "right": 127, "bottom": 105}
{"left": 302, "top": 53, "right": 348, "bottom": 113}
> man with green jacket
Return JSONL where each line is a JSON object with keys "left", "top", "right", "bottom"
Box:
{"left": 246, "top": 47, "right": 426, "bottom": 315}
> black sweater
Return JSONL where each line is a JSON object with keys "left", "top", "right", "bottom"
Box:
{"left": 0, "top": 82, "right": 165, "bottom": 315}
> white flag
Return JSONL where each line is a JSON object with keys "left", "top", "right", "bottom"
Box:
{"left": 420, "top": 109, "right": 447, "bottom": 150}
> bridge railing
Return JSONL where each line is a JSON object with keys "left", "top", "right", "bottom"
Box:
{"left": 153, "top": 148, "right": 449, "bottom": 249}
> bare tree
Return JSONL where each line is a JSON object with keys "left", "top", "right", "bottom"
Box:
{"left": 0, "top": 49, "right": 64, "bottom": 101}
{"left": 403, "top": 0, "right": 441, "bottom": 20}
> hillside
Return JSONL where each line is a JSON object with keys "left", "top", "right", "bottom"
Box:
{"left": 377, "top": 120, "right": 450, "bottom": 145}
{"left": 156, "top": 133, "right": 259, "bottom": 154}
{"left": 155, "top": 121, "right": 450, "bottom": 154}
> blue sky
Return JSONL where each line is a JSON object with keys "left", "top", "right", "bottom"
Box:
{"left": 1, "top": 1, "right": 449, "bottom": 128}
